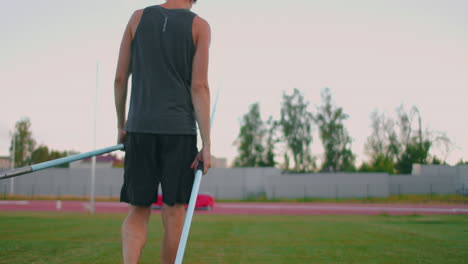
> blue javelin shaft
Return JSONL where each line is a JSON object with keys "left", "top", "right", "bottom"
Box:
{"left": 0, "top": 144, "right": 124, "bottom": 180}
{"left": 175, "top": 86, "right": 220, "bottom": 264}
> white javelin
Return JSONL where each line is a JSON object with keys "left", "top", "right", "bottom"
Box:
{"left": 175, "top": 86, "right": 220, "bottom": 264}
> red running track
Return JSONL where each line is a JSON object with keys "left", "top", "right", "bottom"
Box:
{"left": 1, "top": 201, "right": 468, "bottom": 215}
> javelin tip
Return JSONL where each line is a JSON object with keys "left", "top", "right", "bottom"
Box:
{"left": 0, "top": 166, "right": 33, "bottom": 180}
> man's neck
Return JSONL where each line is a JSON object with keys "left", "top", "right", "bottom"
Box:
{"left": 162, "top": 0, "right": 192, "bottom": 10}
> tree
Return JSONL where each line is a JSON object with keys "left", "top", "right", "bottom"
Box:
{"left": 49, "top": 150, "right": 70, "bottom": 168}
{"left": 430, "top": 132, "right": 454, "bottom": 164}
{"left": 262, "top": 117, "right": 278, "bottom": 167}
{"left": 363, "top": 110, "right": 397, "bottom": 173}
{"left": 365, "top": 111, "right": 395, "bottom": 160}
{"left": 279, "top": 88, "right": 315, "bottom": 172}
{"left": 10, "top": 118, "right": 36, "bottom": 167}
{"left": 360, "top": 154, "right": 395, "bottom": 174}
{"left": 30, "top": 145, "right": 72, "bottom": 167}
{"left": 9, "top": 117, "right": 75, "bottom": 168}
{"left": 392, "top": 105, "right": 431, "bottom": 173}
{"left": 364, "top": 105, "right": 447, "bottom": 174}
{"left": 31, "top": 145, "right": 50, "bottom": 164}
{"left": 430, "top": 155, "right": 443, "bottom": 165}
{"left": 314, "top": 88, "right": 355, "bottom": 172}
{"left": 233, "top": 103, "right": 268, "bottom": 167}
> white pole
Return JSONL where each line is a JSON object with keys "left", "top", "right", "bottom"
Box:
{"left": 90, "top": 159, "right": 96, "bottom": 214}
{"left": 90, "top": 62, "right": 99, "bottom": 214}
{"left": 174, "top": 168, "right": 203, "bottom": 264}
{"left": 10, "top": 132, "right": 16, "bottom": 195}
{"left": 175, "top": 86, "right": 220, "bottom": 264}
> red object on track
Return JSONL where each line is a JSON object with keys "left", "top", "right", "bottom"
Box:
{"left": 151, "top": 193, "right": 215, "bottom": 210}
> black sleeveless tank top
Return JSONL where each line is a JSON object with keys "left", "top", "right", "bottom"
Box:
{"left": 125, "top": 5, "right": 197, "bottom": 135}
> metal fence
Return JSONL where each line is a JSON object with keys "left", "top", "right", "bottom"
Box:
{"left": 0, "top": 167, "right": 466, "bottom": 202}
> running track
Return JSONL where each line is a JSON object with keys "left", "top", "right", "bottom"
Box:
{"left": 1, "top": 201, "right": 468, "bottom": 215}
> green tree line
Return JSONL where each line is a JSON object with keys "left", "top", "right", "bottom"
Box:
{"left": 9, "top": 118, "right": 76, "bottom": 168}
{"left": 233, "top": 88, "right": 456, "bottom": 174}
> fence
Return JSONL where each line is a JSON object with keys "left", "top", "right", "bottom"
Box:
{"left": 0, "top": 168, "right": 123, "bottom": 199}
{"left": 0, "top": 166, "right": 466, "bottom": 201}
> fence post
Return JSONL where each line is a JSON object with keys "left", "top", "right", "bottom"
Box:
{"left": 366, "top": 184, "right": 370, "bottom": 200}
{"left": 56, "top": 186, "right": 61, "bottom": 200}
{"left": 303, "top": 186, "right": 307, "bottom": 202}
{"left": 430, "top": 184, "right": 433, "bottom": 200}
{"left": 242, "top": 173, "right": 246, "bottom": 200}
{"left": 335, "top": 185, "right": 339, "bottom": 200}
{"left": 463, "top": 184, "right": 467, "bottom": 204}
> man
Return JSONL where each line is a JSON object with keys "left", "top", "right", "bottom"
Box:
{"left": 114, "top": 0, "right": 211, "bottom": 263}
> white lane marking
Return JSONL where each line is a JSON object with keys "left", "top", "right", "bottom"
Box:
{"left": 0, "top": 201, "right": 29, "bottom": 205}
{"left": 56, "top": 200, "right": 62, "bottom": 211}
{"left": 81, "top": 202, "right": 128, "bottom": 208}
{"left": 82, "top": 203, "right": 90, "bottom": 210}
{"left": 217, "top": 204, "right": 468, "bottom": 213}
{"left": 94, "top": 202, "right": 128, "bottom": 207}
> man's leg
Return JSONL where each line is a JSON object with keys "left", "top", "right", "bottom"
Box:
{"left": 122, "top": 205, "right": 152, "bottom": 264}
{"left": 161, "top": 203, "right": 186, "bottom": 264}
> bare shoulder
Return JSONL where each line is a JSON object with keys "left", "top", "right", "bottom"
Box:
{"left": 129, "top": 9, "right": 144, "bottom": 36}
{"left": 132, "top": 9, "right": 144, "bottom": 19}
{"left": 193, "top": 15, "right": 211, "bottom": 35}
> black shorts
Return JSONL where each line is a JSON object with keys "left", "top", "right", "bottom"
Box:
{"left": 120, "top": 132, "right": 198, "bottom": 206}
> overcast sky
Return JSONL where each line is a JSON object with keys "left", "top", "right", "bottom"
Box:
{"left": 1, "top": 0, "right": 467, "bottom": 166}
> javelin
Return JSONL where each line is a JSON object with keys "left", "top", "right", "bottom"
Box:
{"left": 175, "top": 85, "right": 220, "bottom": 264}
{"left": 0, "top": 87, "right": 220, "bottom": 181}
{"left": 0, "top": 144, "right": 124, "bottom": 180}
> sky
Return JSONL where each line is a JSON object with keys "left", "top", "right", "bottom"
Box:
{"left": 1, "top": 0, "right": 467, "bottom": 166}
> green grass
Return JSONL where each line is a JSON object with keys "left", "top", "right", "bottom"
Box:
{"left": 0, "top": 212, "right": 467, "bottom": 263}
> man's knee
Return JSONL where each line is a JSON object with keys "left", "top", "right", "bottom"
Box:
{"left": 162, "top": 203, "right": 185, "bottom": 219}
{"left": 127, "top": 205, "right": 152, "bottom": 220}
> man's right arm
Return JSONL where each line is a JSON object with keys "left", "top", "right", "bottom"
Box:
{"left": 190, "top": 16, "right": 212, "bottom": 174}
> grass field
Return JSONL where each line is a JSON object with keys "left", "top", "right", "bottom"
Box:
{"left": 1, "top": 212, "right": 467, "bottom": 263}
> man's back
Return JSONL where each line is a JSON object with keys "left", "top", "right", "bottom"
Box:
{"left": 126, "top": 5, "right": 197, "bottom": 135}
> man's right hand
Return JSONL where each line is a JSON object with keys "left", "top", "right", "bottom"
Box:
{"left": 190, "top": 146, "right": 211, "bottom": 175}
